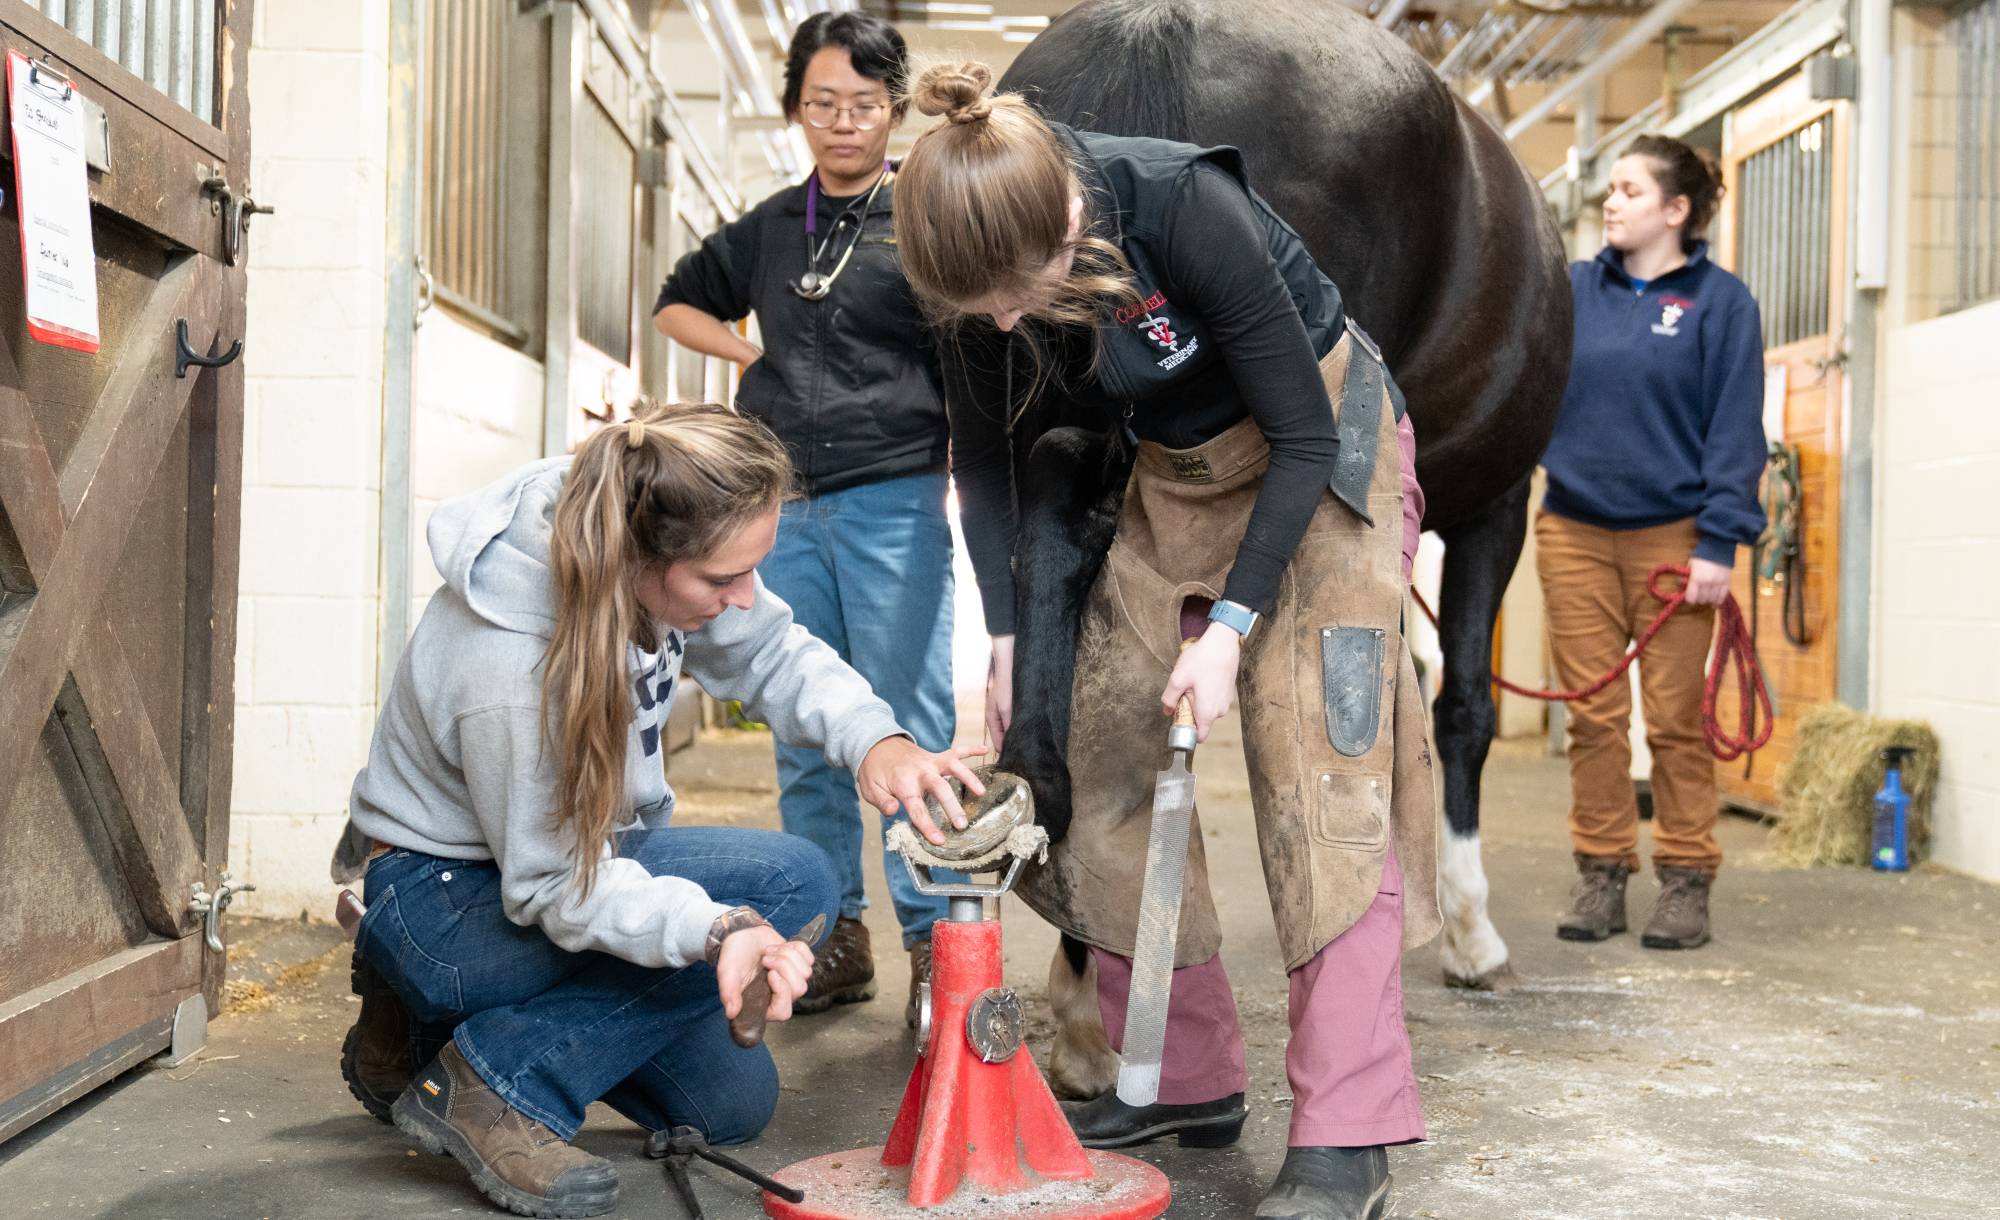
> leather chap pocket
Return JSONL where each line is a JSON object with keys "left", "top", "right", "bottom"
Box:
{"left": 1313, "top": 771, "right": 1389, "bottom": 849}
{"left": 1320, "top": 625, "right": 1386, "bottom": 757}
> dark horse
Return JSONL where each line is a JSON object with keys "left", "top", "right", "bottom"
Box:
{"left": 957, "top": 0, "right": 1572, "bottom": 1040}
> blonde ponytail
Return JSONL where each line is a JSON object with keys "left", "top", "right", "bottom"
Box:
{"left": 542, "top": 401, "right": 794, "bottom": 896}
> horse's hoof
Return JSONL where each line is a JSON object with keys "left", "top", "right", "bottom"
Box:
{"left": 1443, "top": 961, "right": 1519, "bottom": 993}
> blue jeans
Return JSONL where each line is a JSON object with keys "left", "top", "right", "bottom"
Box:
{"left": 758, "top": 472, "right": 962, "bottom": 948}
{"left": 357, "top": 826, "right": 837, "bottom": 1143}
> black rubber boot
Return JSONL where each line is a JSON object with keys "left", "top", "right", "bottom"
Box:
{"left": 341, "top": 951, "right": 416, "bottom": 1123}
{"left": 1255, "top": 1145, "right": 1391, "bottom": 1219}
{"left": 1061, "top": 1090, "right": 1246, "bottom": 1149}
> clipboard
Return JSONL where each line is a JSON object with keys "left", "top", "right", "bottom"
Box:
{"left": 7, "top": 51, "right": 100, "bottom": 353}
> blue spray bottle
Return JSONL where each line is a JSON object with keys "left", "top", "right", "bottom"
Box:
{"left": 1871, "top": 746, "right": 1917, "bottom": 872}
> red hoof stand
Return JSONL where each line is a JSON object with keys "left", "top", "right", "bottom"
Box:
{"left": 763, "top": 918, "right": 1170, "bottom": 1220}
{"left": 883, "top": 920, "right": 1092, "bottom": 1204}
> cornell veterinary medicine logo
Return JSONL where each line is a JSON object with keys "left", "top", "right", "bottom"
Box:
{"left": 1652, "top": 296, "right": 1693, "bottom": 337}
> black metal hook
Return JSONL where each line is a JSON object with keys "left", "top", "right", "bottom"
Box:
{"left": 176, "top": 319, "right": 242, "bottom": 379}
{"left": 30, "top": 59, "right": 73, "bottom": 101}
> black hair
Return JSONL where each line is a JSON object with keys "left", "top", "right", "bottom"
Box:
{"left": 782, "top": 12, "right": 910, "bottom": 119}
{"left": 1623, "top": 133, "right": 1726, "bottom": 254}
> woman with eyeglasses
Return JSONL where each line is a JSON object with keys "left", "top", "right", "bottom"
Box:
{"left": 653, "top": 12, "right": 959, "bottom": 1030}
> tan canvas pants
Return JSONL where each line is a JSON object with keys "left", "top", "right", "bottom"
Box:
{"left": 1534, "top": 511, "right": 1722, "bottom": 872}
{"left": 1014, "top": 338, "right": 1441, "bottom": 971}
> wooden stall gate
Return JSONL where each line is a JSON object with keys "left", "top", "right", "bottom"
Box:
{"left": 1714, "top": 72, "right": 1848, "bottom": 813}
{"left": 0, "top": 3, "right": 252, "bottom": 1142}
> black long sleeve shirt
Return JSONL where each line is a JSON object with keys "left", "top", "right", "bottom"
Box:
{"left": 950, "top": 142, "right": 1343, "bottom": 635}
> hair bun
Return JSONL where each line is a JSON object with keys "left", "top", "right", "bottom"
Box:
{"left": 913, "top": 61, "right": 995, "bottom": 123}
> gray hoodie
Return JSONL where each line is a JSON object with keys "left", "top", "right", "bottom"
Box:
{"left": 347, "top": 458, "right": 905, "bottom": 969}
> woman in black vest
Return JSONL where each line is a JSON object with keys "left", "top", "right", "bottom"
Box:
{"left": 895, "top": 64, "right": 1435, "bottom": 1220}
{"left": 655, "top": 14, "right": 960, "bottom": 1025}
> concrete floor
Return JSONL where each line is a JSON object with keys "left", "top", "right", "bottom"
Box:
{"left": 4, "top": 717, "right": 1997, "bottom": 1219}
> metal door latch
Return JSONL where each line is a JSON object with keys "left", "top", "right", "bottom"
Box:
{"left": 197, "top": 172, "right": 276, "bottom": 265}
{"left": 187, "top": 871, "right": 255, "bottom": 952}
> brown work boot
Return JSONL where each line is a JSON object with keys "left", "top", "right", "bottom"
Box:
{"left": 906, "top": 935, "right": 933, "bottom": 1029}
{"left": 1556, "top": 854, "right": 1630, "bottom": 942}
{"left": 793, "top": 915, "right": 876, "bottom": 1015}
{"left": 392, "top": 1038, "right": 618, "bottom": 1218}
{"left": 1642, "top": 865, "right": 1714, "bottom": 950}
{"left": 341, "top": 951, "right": 416, "bottom": 1123}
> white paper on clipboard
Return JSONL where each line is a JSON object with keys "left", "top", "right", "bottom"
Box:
{"left": 1762, "top": 362, "right": 1788, "bottom": 444}
{"left": 8, "top": 52, "right": 99, "bottom": 352}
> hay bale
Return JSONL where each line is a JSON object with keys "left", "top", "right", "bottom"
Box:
{"left": 1769, "top": 703, "right": 1940, "bottom": 867}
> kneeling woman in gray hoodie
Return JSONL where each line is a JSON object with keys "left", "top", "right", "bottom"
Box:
{"left": 343, "top": 403, "right": 984, "bottom": 1217}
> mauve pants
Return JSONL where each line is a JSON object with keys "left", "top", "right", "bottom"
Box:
{"left": 1086, "top": 412, "right": 1428, "bottom": 1148}
{"left": 1090, "top": 843, "right": 1423, "bottom": 1148}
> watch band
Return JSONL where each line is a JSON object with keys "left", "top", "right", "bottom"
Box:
{"left": 703, "top": 906, "right": 769, "bottom": 967}
{"left": 1207, "top": 599, "right": 1259, "bottom": 639}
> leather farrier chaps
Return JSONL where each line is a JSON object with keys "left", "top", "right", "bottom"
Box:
{"left": 1015, "top": 327, "right": 1442, "bottom": 972}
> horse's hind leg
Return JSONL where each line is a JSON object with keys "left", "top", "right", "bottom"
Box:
{"left": 1046, "top": 934, "right": 1119, "bottom": 1099}
{"left": 1432, "top": 475, "right": 1532, "bottom": 992}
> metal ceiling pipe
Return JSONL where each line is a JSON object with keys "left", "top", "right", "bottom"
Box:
{"left": 1503, "top": 0, "right": 1703, "bottom": 141}
{"left": 1375, "top": 0, "right": 1416, "bottom": 28}
{"left": 661, "top": 0, "right": 807, "bottom": 175}
{"left": 1466, "top": 15, "right": 1553, "bottom": 106}
{"left": 758, "top": 0, "right": 794, "bottom": 47}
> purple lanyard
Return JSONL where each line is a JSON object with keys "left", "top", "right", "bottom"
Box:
{"left": 805, "top": 161, "right": 891, "bottom": 235}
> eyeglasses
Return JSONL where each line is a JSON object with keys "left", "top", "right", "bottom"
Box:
{"left": 801, "top": 100, "right": 886, "bottom": 130}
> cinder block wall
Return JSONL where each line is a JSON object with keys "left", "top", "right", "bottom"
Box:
{"left": 1876, "top": 299, "right": 2000, "bottom": 883}
{"left": 229, "top": 0, "right": 392, "bottom": 920}
{"left": 1877, "top": 9, "right": 2000, "bottom": 883}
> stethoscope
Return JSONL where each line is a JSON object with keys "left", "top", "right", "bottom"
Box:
{"left": 790, "top": 161, "right": 892, "bottom": 301}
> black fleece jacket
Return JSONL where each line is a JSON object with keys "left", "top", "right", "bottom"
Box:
{"left": 655, "top": 175, "right": 948, "bottom": 498}
{"left": 949, "top": 127, "right": 1345, "bottom": 634}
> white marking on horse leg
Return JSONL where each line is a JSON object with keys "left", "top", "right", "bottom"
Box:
{"left": 1046, "top": 944, "right": 1120, "bottom": 1099}
{"left": 1437, "top": 830, "right": 1513, "bottom": 986}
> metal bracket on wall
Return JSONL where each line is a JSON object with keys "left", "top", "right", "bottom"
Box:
{"left": 156, "top": 995, "right": 209, "bottom": 1068}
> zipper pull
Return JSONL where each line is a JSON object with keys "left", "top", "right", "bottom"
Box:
{"left": 1122, "top": 402, "right": 1139, "bottom": 449}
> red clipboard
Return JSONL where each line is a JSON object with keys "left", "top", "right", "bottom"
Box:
{"left": 8, "top": 50, "right": 100, "bottom": 353}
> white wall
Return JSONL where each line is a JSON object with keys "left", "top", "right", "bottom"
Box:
{"left": 1874, "top": 9, "right": 2000, "bottom": 884}
{"left": 1875, "top": 299, "right": 2000, "bottom": 882}
{"left": 410, "top": 313, "right": 548, "bottom": 623}
{"left": 227, "top": 0, "right": 392, "bottom": 919}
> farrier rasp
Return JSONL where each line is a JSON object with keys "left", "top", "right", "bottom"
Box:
{"left": 1117, "top": 643, "right": 1202, "bottom": 1108}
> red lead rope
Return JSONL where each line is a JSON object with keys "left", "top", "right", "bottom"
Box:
{"left": 1408, "top": 564, "right": 1775, "bottom": 762}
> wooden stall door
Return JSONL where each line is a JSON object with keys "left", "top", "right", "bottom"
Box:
{"left": 0, "top": 4, "right": 251, "bottom": 1141}
{"left": 1714, "top": 74, "right": 1848, "bottom": 812}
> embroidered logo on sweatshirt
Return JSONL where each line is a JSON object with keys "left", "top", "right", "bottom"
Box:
{"left": 1651, "top": 296, "right": 1693, "bottom": 336}
{"left": 1138, "top": 312, "right": 1179, "bottom": 352}
{"left": 1134, "top": 310, "right": 1201, "bottom": 370}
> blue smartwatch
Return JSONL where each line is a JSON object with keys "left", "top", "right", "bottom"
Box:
{"left": 1207, "top": 598, "right": 1259, "bottom": 639}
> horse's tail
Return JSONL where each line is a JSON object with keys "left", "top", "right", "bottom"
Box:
{"left": 1001, "top": 0, "right": 1199, "bottom": 142}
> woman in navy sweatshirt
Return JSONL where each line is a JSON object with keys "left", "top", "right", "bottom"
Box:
{"left": 1538, "top": 134, "right": 1766, "bottom": 953}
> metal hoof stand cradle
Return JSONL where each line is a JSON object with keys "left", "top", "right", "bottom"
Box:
{"left": 762, "top": 772, "right": 1171, "bottom": 1220}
